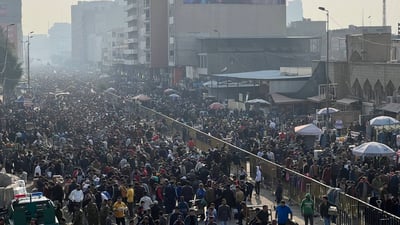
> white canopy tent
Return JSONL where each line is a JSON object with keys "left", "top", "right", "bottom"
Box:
{"left": 295, "top": 124, "right": 322, "bottom": 136}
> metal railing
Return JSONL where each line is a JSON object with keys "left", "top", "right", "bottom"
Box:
{"left": 134, "top": 103, "right": 400, "bottom": 225}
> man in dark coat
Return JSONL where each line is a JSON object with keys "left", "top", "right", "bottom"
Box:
{"left": 164, "top": 181, "right": 177, "bottom": 214}
{"left": 85, "top": 198, "right": 99, "bottom": 225}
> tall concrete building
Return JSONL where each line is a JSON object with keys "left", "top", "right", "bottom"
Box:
{"left": 48, "top": 23, "right": 71, "bottom": 65}
{"left": 101, "top": 27, "right": 126, "bottom": 73}
{"left": 71, "top": 0, "right": 125, "bottom": 66}
{"left": 168, "top": 0, "right": 286, "bottom": 66}
{"left": 167, "top": 0, "right": 287, "bottom": 82}
{"left": 286, "top": 0, "right": 303, "bottom": 25}
{"left": 0, "top": 0, "right": 22, "bottom": 62}
{"left": 124, "top": 0, "right": 168, "bottom": 76}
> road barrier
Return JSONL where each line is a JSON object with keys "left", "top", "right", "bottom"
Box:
{"left": 134, "top": 103, "right": 400, "bottom": 225}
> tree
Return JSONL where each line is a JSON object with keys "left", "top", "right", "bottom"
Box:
{"left": 0, "top": 27, "right": 23, "bottom": 95}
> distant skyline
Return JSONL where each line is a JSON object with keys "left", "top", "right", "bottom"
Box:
{"left": 22, "top": 0, "right": 400, "bottom": 35}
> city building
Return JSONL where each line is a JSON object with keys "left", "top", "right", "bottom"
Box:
{"left": 324, "top": 25, "right": 391, "bottom": 61}
{"left": 0, "top": 0, "right": 23, "bottom": 62}
{"left": 27, "top": 34, "right": 50, "bottom": 67}
{"left": 101, "top": 27, "right": 126, "bottom": 74}
{"left": 48, "top": 23, "right": 71, "bottom": 66}
{"left": 124, "top": 0, "right": 168, "bottom": 78}
{"left": 71, "top": 0, "right": 125, "bottom": 66}
{"left": 287, "top": 19, "right": 325, "bottom": 37}
{"left": 286, "top": 0, "right": 303, "bottom": 25}
{"left": 168, "top": 0, "right": 287, "bottom": 83}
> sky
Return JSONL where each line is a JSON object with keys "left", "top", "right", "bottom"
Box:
{"left": 22, "top": 0, "right": 400, "bottom": 35}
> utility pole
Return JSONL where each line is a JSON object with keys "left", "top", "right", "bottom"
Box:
{"left": 27, "top": 31, "right": 33, "bottom": 95}
{"left": 319, "top": 7, "right": 330, "bottom": 129}
{"left": 213, "top": 29, "right": 221, "bottom": 101}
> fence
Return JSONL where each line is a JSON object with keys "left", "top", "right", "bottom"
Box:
{"left": 134, "top": 102, "right": 400, "bottom": 225}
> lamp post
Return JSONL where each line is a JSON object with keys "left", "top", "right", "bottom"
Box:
{"left": 319, "top": 6, "right": 330, "bottom": 129}
{"left": 1, "top": 23, "right": 15, "bottom": 103}
{"left": 213, "top": 29, "right": 220, "bottom": 101}
{"left": 27, "top": 31, "right": 33, "bottom": 95}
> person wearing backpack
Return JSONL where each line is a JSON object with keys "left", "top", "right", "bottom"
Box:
{"left": 300, "top": 193, "right": 314, "bottom": 225}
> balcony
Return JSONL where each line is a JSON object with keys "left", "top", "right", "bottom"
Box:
{"left": 123, "top": 49, "right": 138, "bottom": 55}
{"left": 127, "top": 2, "right": 137, "bottom": 10}
{"left": 127, "top": 15, "right": 137, "bottom": 21}
{"left": 126, "top": 26, "right": 138, "bottom": 33}
{"left": 126, "top": 38, "right": 138, "bottom": 44}
{"left": 123, "top": 59, "right": 138, "bottom": 65}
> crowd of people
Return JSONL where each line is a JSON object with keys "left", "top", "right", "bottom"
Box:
{"left": 0, "top": 70, "right": 399, "bottom": 225}
{"left": 0, "top": 72, "right": 287, "bottom": 225}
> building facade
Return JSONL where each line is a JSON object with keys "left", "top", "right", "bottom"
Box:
{"left": 48, "top": 23, "right": 71, "bottom": 66}
{"left": 71, "top": 0, "right": 125, "bottom": 66}
{"left": 123, "top": 0, "right": 168, "bottom": 77}
{"left": 168, "top": 0, "right": 286, "bottom": 67}
{"left": 0, "top": 0, "right": 22, "bottom": 62}
{"left": 102, "top": 27, "right": 126, "bottom": 73}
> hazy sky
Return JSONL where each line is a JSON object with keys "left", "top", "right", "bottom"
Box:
{"left": 22, "top": 0, "right": 400, "bottom": 35}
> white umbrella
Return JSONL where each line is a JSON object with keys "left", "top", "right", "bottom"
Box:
{"left": 351, "top": 142, "right": 395, "bottom": 157}
{"left": 317, "top": 107, "right": 340, "bottom": 115}
{"left": 105, "top": 87, "right": 116, "bottom": 93}
{"left": 133, "top": 94, "right": 151, "bottom": 101}
{"left": 169, "top": 93, "right": 181, "bottom": 99}
{"left": 369, "top": 116, "right": 400, "bottom": 126}
{"left": 164, "top": 88, "right": 178, "bottom": 94}
{"left": 245, "top": 98, "right": 271, "bottom": 105}
{"left": 294, "top": 124, "right": 322, "bottom": 136}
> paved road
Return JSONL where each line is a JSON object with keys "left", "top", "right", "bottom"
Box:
{"left": 249, "top": 184, "right": 324, "bottom": 225}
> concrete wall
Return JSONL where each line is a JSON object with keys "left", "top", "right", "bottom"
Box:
{"left": 270, "top": 79, "right": 308, "bottom": 93}
{"left": 173, "top": 2, "right": 286, "bottom": 38}
{"left": 330, "top": 61, "right": 350, "bottom": 99}
{"left": 346, "top": 33, "right": 391, "bottom": 62}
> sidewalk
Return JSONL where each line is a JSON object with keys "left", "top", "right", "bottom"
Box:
{"left": 249, "top": 185, "right": 324, "bottom": 225}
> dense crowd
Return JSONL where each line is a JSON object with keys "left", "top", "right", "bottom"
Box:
{"left": 0, "top": 71, "right": 399, "bottom": 225}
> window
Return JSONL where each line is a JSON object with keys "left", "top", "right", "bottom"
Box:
{"left": 199, "top": 54, "right": 208, "bottom": 68}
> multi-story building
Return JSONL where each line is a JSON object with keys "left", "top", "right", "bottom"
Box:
{"left": 102, "top": 27, "right": 126, "bottom": 73}
{"left": 124, "top": 0, "right": 168, "bottom": 77}
{"left": 48, "top": 23, "right": 71, "bottom": 65}
{"left": 168, "top": 0, "right": 287, "bottom": 83}
{"left": 286, "top": 0, "right": 303, "bottom": 25}
{"left": 324, "top": 25, "right": 391, "bottom": 61}
{"left": 71, "top": 0, "right": 125, "bottom": 66}
{"left": 0, "top": 0, "right": 23, "bottom": 62}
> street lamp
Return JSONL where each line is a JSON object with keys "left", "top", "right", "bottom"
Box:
{"left": 319, "top": 6, "right": 330, "bottom": 129}
{"left": 1, "top": 23, "right": 15, "bottom": 104}
{"left": 213, "top": 29, "right": 221, "bottom": 101}
{"left": 27, "top": 31, "right": 33, "bottom": 95}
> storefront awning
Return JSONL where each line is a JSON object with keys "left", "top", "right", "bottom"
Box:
{"left": 378, "top": 103, "right": 400, "bottom": 113}
{"left": 336, "top": 98, "right": 359, "bottom": 105}
{"left": 307, "top": 95, "right": 326, "bottom": 103}
{"left": 270, "top": 93, "right": 305, "bottom": 104}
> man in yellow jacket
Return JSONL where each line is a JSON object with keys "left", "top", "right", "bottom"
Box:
{"left": 113, "top": 197, "right": 128, "bottom": 225}
{"left": 127, "top": 184, "right": 135, "bottom": 218}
